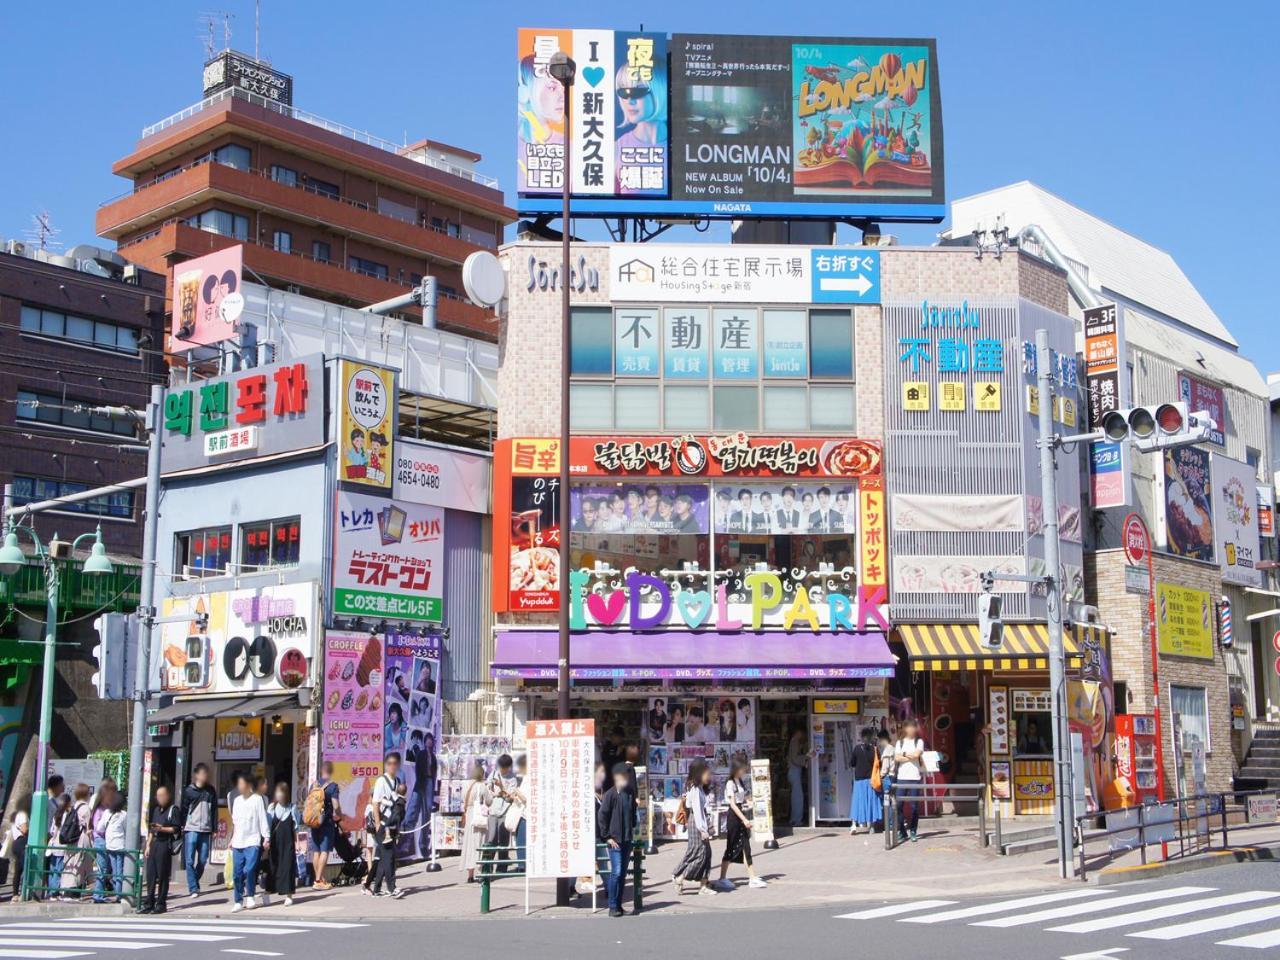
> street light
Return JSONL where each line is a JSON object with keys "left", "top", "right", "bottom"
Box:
{"left": 0, "top": 519, "right": 114, "bottom": 898}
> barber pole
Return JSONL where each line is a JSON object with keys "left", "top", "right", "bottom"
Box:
{"left": 1219, "top": 596, "right": 1234, "bottom": 648}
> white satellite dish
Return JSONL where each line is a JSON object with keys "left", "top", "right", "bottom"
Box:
{"left": 219, "top": 291, "right": 245, "bottom": 326}
{"left": 462, "top": 251, "right": 505, "bottom": 308}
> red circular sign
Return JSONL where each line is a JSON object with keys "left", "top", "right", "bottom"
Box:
{"left": 277, "top": 648, "right": 307, "bottom": 689}
{"left": 1275, "top": 655, "right": 1280, "bottom": 678}
{"left": 1123, "top": 513, "right": 1149, "bottom": 566}
{"left": 1273, "top": 631, "right": 1280, "bottom": 655}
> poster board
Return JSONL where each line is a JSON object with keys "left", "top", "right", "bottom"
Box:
{"left": 214, "top": 717, "right": 263, "bottom": 761}
{"left": 526, "top": 719, "right": 596, "bottom": 879}
{"left": 634, "top": 764, "right": 651, "bottom": 848}
{"left": 750, "top": 758, "right": 776, "bottom": 845}
{"left": 338, "top": 360, "right": 396, "bottom": 490}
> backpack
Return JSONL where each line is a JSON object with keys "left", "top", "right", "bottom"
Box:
{"left": 302, "top": 783, "right": 328, "bottom": 829}
{"left": 58, "top": 804, "right": 84, "bottom": 846}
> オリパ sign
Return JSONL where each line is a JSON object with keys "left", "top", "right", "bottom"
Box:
{"left": 526, "top": 719, "right": 596, "bottom": 878}
{"left": 339, "top": 360, "right": 397, "bottom": 491}
{"left": 161, "top": 354, "right": 323, "bottom": 474}
{"left": 334, "top": 491, "right": 444, "bottom": 622}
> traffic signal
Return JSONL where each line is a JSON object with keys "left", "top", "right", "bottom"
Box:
{"left": 978, "top": 592, "right": 1004, "bottom": 649}
{"left": 1100, "top": 402, "right": 1214, "bottom": 452}
{"left": 91, "top": 613, "right": 130, "bottom": 700}
{"left": 183, "top": 634, "right": 211, "bottom": 688}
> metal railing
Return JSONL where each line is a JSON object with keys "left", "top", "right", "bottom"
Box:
{"left": 1074, "top": 788, "right": 1280, "bottom": 881}
{"left": 138, "top": 87, "right": 499, "bottom": 188}
{"left": 476, "top": 842, "right": 646, "bottom": 914}
{"left": 882, "top": 781, "right": 989, "bottom": 851}
{"left": 22, "top": 843, "right": 143, "bottom": 903}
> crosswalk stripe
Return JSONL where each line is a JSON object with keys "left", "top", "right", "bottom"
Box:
{"left": 901, "top": 888, "right": 1113, "bottom": 924}
{"left": 971, "top": 886, "right": 1214, "bottom": 928}
{"left": 222, "top": 952, "right": 284, "bottom": 957}
{"left": 1050, "top": 891, "right": 1280, "bottom": 934}
{"left": 836, "top": 899, "right": 957, "bottom": 919}
{"left": 0, "top": 938, "right": 161, "bottom": 950}
{"left": 61, "top": 917, "right": 366, "bottom": 929}
{"left": 19, "top": 923, "right": 302, "bottom": 937}
{"left": 1130, "top": 903, "right": 1280, "bottom": 940}
{"left": 0, "top": 927, "right": 240, "bottom": 942}
{"left": 1217, "top": 926, "right": 1280, "bottom": 949}
{"left": 0, "top": 951, "right": 92, "bottom": 959}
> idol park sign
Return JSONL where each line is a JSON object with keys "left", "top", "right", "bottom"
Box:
{"left": 566, "top": 569, "right": 890, "bottom": 634}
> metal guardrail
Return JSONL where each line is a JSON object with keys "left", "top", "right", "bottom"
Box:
{"left": 882, "top": 781, "right": 989, "bottom": 851}
{"left": 1073, "top": 788, "right": 1280, "bottom": 882}
{"left": 22, "top": 843, "right": 143, "bottom": 903}
{"left": 0, "top": 557, "right": 141, "bottom": 611}
{"left": 137, "top": 87, "right": 499, "bottom": 188}
{"left": 476, "top": 842, "right": 646, "bottom": 914}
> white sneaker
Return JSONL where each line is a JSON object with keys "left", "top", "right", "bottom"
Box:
{"left": 231, "top": 903, "right": 245, "bottom": 913}
{"left": 244, "top": 897, "right": 257, "bottom": 910}
{"left": 283, "top": 897, "right": 294, "bottom": 906}
{"left": 749, "top": 877, "right": 768, "bottom": 888}
{"left": 189, "top": 891, "right": 200, "bottom": 900}
{"left": 699, "top": 884, "right": 718, "bottom": 896}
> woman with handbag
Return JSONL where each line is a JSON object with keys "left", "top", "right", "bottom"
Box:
{"left": 714, "top": 758, "right": 766, "bottom": 890}
{"left": 459, "top": 761, "right": 491, "bottom": 884}
{"left": 670, "top": 761, "right": 715, "bottom": 896}
{"left": 484, "top": 755, "right": 519, "bottom": 875}
{"left": 849, "top": 727, "right": 882, "bottom": 835}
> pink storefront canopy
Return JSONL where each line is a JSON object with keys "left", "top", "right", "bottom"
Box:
{"left": 492, "top": 629, "right": 895, "bottom": 681}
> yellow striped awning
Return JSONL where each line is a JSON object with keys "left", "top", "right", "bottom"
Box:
{"left": 898, "top": 622, "right": 1098, "bottom": 672}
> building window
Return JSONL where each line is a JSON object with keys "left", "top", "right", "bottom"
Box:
{"left": 19, "top": 305, "right": 140, "bottom": 355}
{"left": 11, "top": 476, "right": 133, "bottom": 519}
{"left": 15, "top": 389, "right": 136, "bottom": 436}
{"left": 663, "top": 385, "right": 710, "bottom": 430}
{"left": 1170, "top": 684, "right": 1210, "bottom": 752}
{"left": 763, "top": 385, "right": 807, "bottom": 431}
{"left": 569, "top": 307, "right": 613, "bottom": 375}
{"left": 312, "top": 240, "right": 331, "bottom": 264}
{"left": 713, "top": 385, "right": 759, "bottom": 431}
{"left": 240, "top": 516, "right": 301, "bottom": 571}
{"left": 211, "top": 143, "right": 252, "bottom": 171}
{"left": 347, "top": 256, "right": 388, "bottom": 281}
{"left": 175, "top": 526, "right": 233, "bottom": 578}
{"left": 569, "top": 384, "right": 612, "bottom": 430}
{"left": 307, "top": 177, "right": 340, "bottom": 200}
{"left": 615, "top": 385, "right": 659, "bottom": 430}
{"left": 1246, "top": 447, "right": 1261, "bottom": 471}
{"left": 269, "top": 164, "right": 297, "bottom": 187}
{"left": 447, "top": 222, "right": 462, "bottom": 239}
{"left": 273, "top": 230, "right": 292, "bottom": 254}
{"left": 185, "top": 209, "right": 249, "bottom": 241}
{"left": 810, "top": 385, "right": 856, "bottom": 430}
{"left": 809, "top": 310, "right": 854, "bottom": 379}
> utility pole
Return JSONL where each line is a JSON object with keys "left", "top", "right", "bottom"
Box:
{"left": 125, "top": 385, "right": 164, "bottom": 852}
{"left": 1035, "top": 328, "right": 1074, "bottom": 879}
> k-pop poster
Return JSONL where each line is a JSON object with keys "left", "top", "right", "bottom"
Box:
{"left": 714, "top": 483, "right": 857, "bottom": 535}
{"left": 571, "top": 483, "right": 709, "bottom": 534}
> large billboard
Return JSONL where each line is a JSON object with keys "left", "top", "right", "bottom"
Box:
{"left": 517, "top": 31, "right": 944, "bottom": 222}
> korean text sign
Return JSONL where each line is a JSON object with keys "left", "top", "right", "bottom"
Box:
{"left": 339, "top": 360, "right": 397, "bottom": 490}
{"left": 526, "top": 718, "right": 596, "bottom": 878}
{"left": 161, "top": 354, "right": 322, "bottom": 474}
{"left": 334, "top": 491, "right": 444, "bottom": 623}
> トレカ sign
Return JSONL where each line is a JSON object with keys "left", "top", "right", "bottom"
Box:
{"left": 572, "top": 434, "right": 881, "bottom": 478}
{"left": 393, "top": 438, "right": 490, "bottom": 514}
{"left": 334, "top": 491, "right": 444, "bottom": 622}
{"left": 161, "top": 354, "right": 324, "bottom": 474}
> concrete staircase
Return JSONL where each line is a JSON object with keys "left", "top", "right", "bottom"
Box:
{"left": 988, "top": 818, "right": 1058, "bottom": 856}
{"left": 1239, "top": 724, "right": 1280, "bottom": 788}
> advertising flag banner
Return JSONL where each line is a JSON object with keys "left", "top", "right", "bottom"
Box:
{"left": 339, "top": 360, "right": 397, "bottom": 490}
{"left": 526, "top": 719, "right": 596, "bottom": 878}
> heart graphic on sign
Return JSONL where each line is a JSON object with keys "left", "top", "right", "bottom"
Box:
{"left": 675, "top": 590, "right": 713, "bottom": 629}
{"left": 585, "top": 589, "right": 626, "bottom": 625}
{"left": 582, "top": 66, "right": 605, "bottom": 87}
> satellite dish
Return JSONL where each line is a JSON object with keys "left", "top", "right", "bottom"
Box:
{"left": 462, "top": 251, "right": 505, "bottom": 308}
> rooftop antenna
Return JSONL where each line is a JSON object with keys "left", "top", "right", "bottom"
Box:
{"left": 197, "top": 12, "right": 233, "bottom": 57}
{"left": 25, "top": 211, "right": 61, "bottom": 252}
{"left": 254, "top": 0, "right": 260, "bottom": 60}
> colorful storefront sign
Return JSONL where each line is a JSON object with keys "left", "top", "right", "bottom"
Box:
{"left": 321, "top": 631, "right": 384, "bottom": 763}
{"left": 171, "top": 245, "right": 244, "bottom": 347}
{"left": 214, "top": 716, "right": 262, "bottom": 761}
{"left": 574, "top": 434, "right": 881, "bottom": 478}
{"left": 1155, "top": 582, "right": 1214, "bottom": 660}
{"left": 338, "top": 360, "right": 397, "bottom": 490}
{"left": 384, "top": 633, "right": 441, "bottom": 859}
{"left": 334, "top": 491, "right": 444, "bottom": 622}
{"left": 1177, "top": 371, "right": 1226, "bottom": 446}
{"left": 1163, "top": 446, "right": 1214, "bottom": 563}
{"left": 1211, "top": 455, "right": 1261, "bottom": 586}
{"left": 161, "top": 355, "right": 323, "bottom": 474}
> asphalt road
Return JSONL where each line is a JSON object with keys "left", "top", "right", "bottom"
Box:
{"left": 5, "top": 862, "right": 1279, "bottom": 960}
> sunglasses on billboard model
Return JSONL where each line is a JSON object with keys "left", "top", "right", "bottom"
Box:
{"left": 617, "top": 87, "right": 652, "bottom": 100}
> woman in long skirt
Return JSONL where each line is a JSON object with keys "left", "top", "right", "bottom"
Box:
{"left": 265, "top": 783, "right": 297, "bottom": 905}
{"left": 59, "top": 784, "right": 94, "bottom": 897}
{"left": 460, "top": 761, "right": 491, "bottom": 883}
{"left": 849, "top": 728, "right": 883, "bottom": 834}
{"left": 671, "top": 761, "right": 715, "bottom": 896}
{"left": 715, "top": 758, "right": 767, "bottom": 890}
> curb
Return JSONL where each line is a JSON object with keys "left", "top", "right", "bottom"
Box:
{"left": 1093, "top": 843, "right": 1280, "bottom": 885}
{"left": 3, "top": 900, "right": 131, "bottom": 918}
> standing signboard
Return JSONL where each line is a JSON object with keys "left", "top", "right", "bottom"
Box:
{"left": 338, "top": 360, "right": 397, "bottom": 490}
{"left": 334, "top": 491, "right": 445, "bottom": 622}
{"left": 526, "top": 718, "right": 596, "bottom": 879}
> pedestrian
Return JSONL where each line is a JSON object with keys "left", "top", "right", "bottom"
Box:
{"left": 46, "top": 793, "right": 71, "bottom": 897}
{"left": 894, "top": 719, "right": 927, "bottom": 843}
{"left": 139, "top": 784, "right": 180, "bottom": 914}
{"left": 303, "top": 761, "right": 341, "bottom": 891}
{"left": 101, "top": 792, "right": 127, "bottom": 904}
{"left": 597, "top": 762, "right": 636, "bottom": 917}
{"left": 510, "top": 755, "right": 529, "bottom": 870}
{"left": 715, "top": 758, "right": 766, "bottom": 890}
{"left": 265, "top": 782, "right": 297, "bottom": 906}
{"left": 3, "top": 795, "right": 30, "bottom": 901}
{"left": 41, "top": 774, "right": 65, "bottom": 896}
{"left": 671, "top": 761, "right": 715, "bottom": 896}
{"left": 369, "top": 752, "right": 405, "bottom": 899}
{"left": 58, "top": 783, "right": 93, "bottom": 897}
{"left": 600, "top": 727, "right": 624, "bottom": 782}
{"left": 849, "top": 727, "right": 882, "bottom": 835}
{"left": 230, "top": 774, "right": 270, "bottom": 912}
{"left": 89, "top": 781, "right": 115, "bottom": 902}
{"left": 459, "top": 760, "right": 490, "bottom": 883}
{"left": 877, "top": 729, "right": 896, "bottom": 830}
{"left": 485, "top": 754, "right": 518, "bottom": 874}
{"left": 180, "top": 762, "right": 217, "bottom": 899}
{"left": 786, "top": 727, "right": 810, "bottom": 827}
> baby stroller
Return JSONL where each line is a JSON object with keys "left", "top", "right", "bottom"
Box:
{"left": 332, "top": 829, "right": 368, "bottom": 886}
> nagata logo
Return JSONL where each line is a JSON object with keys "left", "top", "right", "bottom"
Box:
{"left": 616, "top": 258, "right": 654, "bottom": 284}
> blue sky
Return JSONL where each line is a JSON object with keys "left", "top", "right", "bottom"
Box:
{"left": 2, "top": 2, "right": 1277, "bottom": 369}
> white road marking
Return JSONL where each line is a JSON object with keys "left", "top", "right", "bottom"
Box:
{"left": 2, "top": 926, "right": 240, "bottom": 942}
{"left": 63, "top": 917, "right": 366, "bottom": 929}
{"left": 836, "top": 899, "right": 957, "bottom": 919}
{"left": 972, "top": 886, "right": 1213, "bottom": 928}
{"left": 0, "top": 951, "right": 92, "bottom": 959}
{"left": 1216, "top": 926, "right": 1280, "bottom": 949}
{"left": 1050, "top": 890, "right": 1280, "bottom": 933}
{"left": 0, "top": 938, "right": 160, "bottom": 950}
{"left": 222, "top": 952, "right": 285, "bottom": 958}
{"left": 901, "top": 888, "right": 1114, "bottom": 924}
{"left": 1059, "top": 950, "right": 1129, "bottom": 960}
{"left": 1130, "top": 902, "right": 1280, "bottom": 940}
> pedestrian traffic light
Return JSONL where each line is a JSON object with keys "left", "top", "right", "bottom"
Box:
{"left": 978, "top": 592, "right": 1004, "bottom": 649}
{"left": 1099, "top": 402, "right": 1214, "bottom": 452}
{"left": 183, "top": 634, "right": 211, "bottom": 688}
{"left": 91, "top": 612, "right": 130, "bottom": 700}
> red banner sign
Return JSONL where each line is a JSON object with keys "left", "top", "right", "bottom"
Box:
{"left": 569, "top": 434, "right": 881, "bottom": 478}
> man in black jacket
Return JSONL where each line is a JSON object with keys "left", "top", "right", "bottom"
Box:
{"left": 596, "top": 763, "right": 636, "bottom": 917}
{"left": 180, "top": 764, "right": 218, "bottom": 898}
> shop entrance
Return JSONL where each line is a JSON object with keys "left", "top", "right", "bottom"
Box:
{"left": 263, "top": 720, "right": 295, "bottom": 793}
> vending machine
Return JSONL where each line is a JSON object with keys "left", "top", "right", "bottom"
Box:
{"left": 1114, "top": 714, "right": 1159, "bottom": 803}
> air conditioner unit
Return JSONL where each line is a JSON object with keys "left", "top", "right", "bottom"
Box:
{"left": 6, "top": 240, "right": 25, "bottom": 256}
{"left": 123, "top": 263, "right": 141, "bottom": 285}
